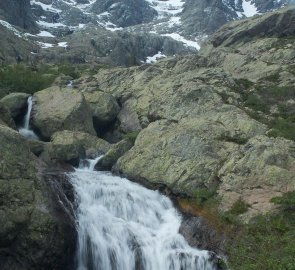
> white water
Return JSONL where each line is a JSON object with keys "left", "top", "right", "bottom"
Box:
{"left": 19, "top": 96, "right": 39, "bottom": 140}
{"left": 70, "top": 159, "right": 216, "bottom": 270}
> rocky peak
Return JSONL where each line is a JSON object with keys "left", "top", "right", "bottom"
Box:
{"left": 0, "top": 0, "right": 36, "bottom": 30}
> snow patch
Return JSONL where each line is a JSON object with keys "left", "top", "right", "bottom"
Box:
{"left": 146, "top": 51, "right": 166, "bottom": 63}
{"left": 37, "top": 41, "right": 54, "bottom": 48}
{"left": 145, "top": 0, "right": 184, "bottom": 16}
{"left": 37, "top": 20, "right": 67, "bottom": 28}
{"left": 97, "top": 21, "right": 123, "bottom": 31}
{"left": 162, "top": 33, "right": 200, "bottom": 50}
{"left": 0, "top": 20, "right": 23, "bottom": 38}
{"left": 31, "top": 0, "right": 62, "bottom": 13}
{"left": 58, "top": 42, "right": 68, "bottom": 48}
{"left": 37, "top": 30, "right": 55, "bottom": 37}
{"left": 242, "top": 0, "right": 259, "bottom": 17}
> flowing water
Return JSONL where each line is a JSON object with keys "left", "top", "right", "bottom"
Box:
{"left": 70, "top": 158, "right": 216, "bottom": 270}
{"left": 19, "top": 96, "right": 39, "bottom": 140}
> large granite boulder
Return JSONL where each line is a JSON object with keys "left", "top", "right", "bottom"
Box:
{"left": 32, "top": 87, "right": 96, "bottom": 140}
{"left": 83, "top": 90, "right": 120, "bottom": 130}
{"left": 115, "top": 112, "right": 267, "bottom": 194}
{"left": 0, "top": 124, "right": 75, "bottom": 270}
{"left": 0, "top": 92, "right": 30, "bottom": 118}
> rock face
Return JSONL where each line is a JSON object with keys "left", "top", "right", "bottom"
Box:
{"left": 0, "top": 92, "right": 30, "bottom": 118}
{"left": 32, "top": 87, "right": 96, "bottom": 140}
{"left": 78, "top": 8, "right": 295, "bottom": 219}
{"left": 0, "top": 0, "right": 36, "bottom": 30}
{"left": 211, "top": 7, "right": 295, "bottom": 47}
{"left": 0, "top": 125, "right": 75, "bottom": 270}
{"left": 39, "top": 27, "right": 195, "bottom": 66}
{"left": 181, "top": 0, "right": 290, "bottom": 36}
{"left": 0, "top": 25, "right": 36, "bottom": 66}
{"left": 91, "top": 0, "right": 157, "bottom": 27}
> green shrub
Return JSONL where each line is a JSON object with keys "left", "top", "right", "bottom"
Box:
{"left": 271, "top": 192, "right": 295, "bottom": 209}
{"left": 58, "top": 63, "right": 80, "bottom": 79}
{"left": 0, "top": 64, "right": 57, "bottom": 96}
{"left": 229, "top": 199, "right": 249, "bottom": 215}
{"left": 268, "top": 118, "right": 295, "bottom": 140}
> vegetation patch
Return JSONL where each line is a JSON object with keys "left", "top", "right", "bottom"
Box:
{"left": 0, "top": 64, "right": 56, "bottom": 97}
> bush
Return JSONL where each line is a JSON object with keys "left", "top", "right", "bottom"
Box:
{"left": 271, "top": 192, "right": 295, "bottom": 209}
{"left": 0, "top": 64, "right": 57, "bottom": 96}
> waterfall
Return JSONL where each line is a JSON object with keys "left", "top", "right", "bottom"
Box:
{"left": 19, "top": 96, "right": 39, "bottom": 140}
{"left": 70, "top": 158, "right": 216, "bottom": 270}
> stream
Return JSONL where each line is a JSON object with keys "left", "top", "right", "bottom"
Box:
{"left": 70, "top": 158, "right": 216, "bottom": 270}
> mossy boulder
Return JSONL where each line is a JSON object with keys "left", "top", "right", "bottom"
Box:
{"left": 44, "top": 130, "right": 111, "bottom": 166}
{"left": 0, "top": 92, "right": 30, "bottom": 118}
{"left": 95, "top": 139, "right": 133, "bottom": 171}
{"left": 32, "top": 87, "right": 96, "bottom": 140}
{"left": 0, "top": 124, "right": 75, "bottom": 270}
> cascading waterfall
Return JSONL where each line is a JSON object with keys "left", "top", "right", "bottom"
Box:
{"left": 70, "top": 158, "right": 216, "bottom": 270}
{"left": 19, "top": 96, "right": 39, "bottom": 140}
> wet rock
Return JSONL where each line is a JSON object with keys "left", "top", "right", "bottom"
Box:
{"left": 179, "top": 216, "right": 225, "bottom": 255}
{"left": 95, "top": 139, "right": 133, "bottom": 171}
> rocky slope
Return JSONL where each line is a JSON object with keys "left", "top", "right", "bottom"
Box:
{"left": 69, "top": 7, "right": 294, "bottom": 220}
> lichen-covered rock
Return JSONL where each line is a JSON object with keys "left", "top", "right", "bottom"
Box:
{"left": 0, "top": 124, "right": 75, "bottom": 270}
{"left": 32, "top": 87, "right": 96, "bottom": 140}
{"left": 218, "top": 135, "right": 295, "bottom": 218}
{"left": 115, "top": 111, "right": 266, "bottom": 195}
{"left": 95, "top": 139, "right": 133, "bottom": 171}
{"left": 45, "top": 130, "right": 111, "bottom": 166}
{"left": 0, "top": 92, "right": 30, "bottom": 118}
{"left": 83, "top": 90, "right": 120, "bottom": 128}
